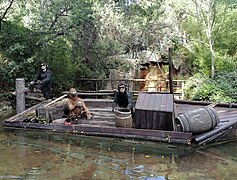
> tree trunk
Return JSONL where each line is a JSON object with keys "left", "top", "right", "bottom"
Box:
{"left": 209, "top": 41, "right": 215, "bottom": 79}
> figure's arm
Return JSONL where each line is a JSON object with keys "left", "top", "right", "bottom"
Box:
{"left": 30, "top": 73, "right": 40, "bottom": 85}
{"left": 81, "top": 100, "right": 90, "bottom": 115}
{"left": 112, "top": 91, "right": 119, "bottom": 111}
{"left": 127, "top": 91, "right": 133, "bottom": 109}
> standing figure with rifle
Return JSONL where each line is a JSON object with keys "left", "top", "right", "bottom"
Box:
{"left": 30, "top": 62, "right": 52, "bottom": 99}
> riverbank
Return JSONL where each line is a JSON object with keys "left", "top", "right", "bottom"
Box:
{"left": 0, "top": 100, "right": 14, "bottom": 120}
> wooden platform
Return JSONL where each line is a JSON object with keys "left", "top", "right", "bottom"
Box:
{"left": 2, "top": 95, "right": 237, "bottom": 146}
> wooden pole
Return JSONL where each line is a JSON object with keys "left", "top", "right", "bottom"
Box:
{"left": 168, "top": 48, "right": 177, "bottom": 131}
{"left": 168, "top": 48, "right": 174, "bottom": 94}
{"left": 16, "top": 78, "right": 25, "bottom": 114}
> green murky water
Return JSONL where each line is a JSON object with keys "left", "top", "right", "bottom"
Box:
{"left": 1, "top": 112, "right": 237, "bottom": 180}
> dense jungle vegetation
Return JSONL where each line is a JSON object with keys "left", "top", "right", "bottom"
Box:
{"left": 0, "top": 0, "right": 237, "bottom": 103}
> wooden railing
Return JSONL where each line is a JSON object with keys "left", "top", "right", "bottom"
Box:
{"left": 76, "top": 79, "right": 185, "bottom": 100}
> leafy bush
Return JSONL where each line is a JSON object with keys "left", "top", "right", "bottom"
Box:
{"left": 214, "top": 53, "right": 236, "bottom": 73}
{"left": 184, "top": 73, "right": 208, "bottom": 100}
{"left": 192, "top": 80, "right": 217, "bottom": 101}
{"left": 184, "top": 71, "right": 237, "bottom": 103}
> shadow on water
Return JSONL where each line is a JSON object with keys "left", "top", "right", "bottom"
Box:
{"left": 1, "top": 111, "right": 237, "bottom": 180}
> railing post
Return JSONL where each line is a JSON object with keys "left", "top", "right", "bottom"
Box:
{"left": 181, "top": 80, "right": 185, "bottom": 99}
{"left": 16, "top": 78, "right": 25, "bottom": 114}
{"left": 95, "top": 80, "right": 98, "bottom": 92}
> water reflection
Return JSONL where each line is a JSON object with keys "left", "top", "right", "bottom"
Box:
{"left": 1, "top": 114, "right": 237, "bottom": 179}
{"left": 0, "top": 132, "right": 166, "bottom": 179}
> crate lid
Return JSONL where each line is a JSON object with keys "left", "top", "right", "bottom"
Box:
{"left": 135, "top": 93, "right": 174, "bottom": 112}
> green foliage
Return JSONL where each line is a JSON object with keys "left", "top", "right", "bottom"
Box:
{"left": 178, "top": 1, "right": 237, "bottom": 78}
{"left": 0, "top": 21, "right": 41, "bottom": 92}
{"left": 184, "top": 73, "right": 208, "bottom": 100}
{"left": 0, "top": 21, "right": 40, "bottom": 62}
{"left": 192, "top": 46, "right": 211, "bottom": 75}
{"left": 185, "top": 71, "right": 237, "bottom": 103}
{"left": 33, "top": 37, "right": 75, "bottom": 94}
{"left": 0, "top": 57, "right": 17, "bottom": 93}
{"left": 214, "top": 71, "right": 237, "bottom": 102}
{"left": 180, "top": 6, "right": 237, "bottom": 76}
{"left": 189, "top": 44, "right": 236, "bottom": 76}
{"left": 94, "top": 0, "right": 167, "bottom": 52}
{"left": 214, "top": 9, "right": 237, "bottom": 57}
{"left": 192, "top": 81, "right": 219, "bottom": 101}
{"left": 214, "top": 53, "right": 237, "bottom": 72}
{"left": 0, "top": 0, "right": 237, "bottom": 102}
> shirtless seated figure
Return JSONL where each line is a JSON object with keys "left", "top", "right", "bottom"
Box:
{"left": 63, "top": 88, "right": 92, "bottom": 124}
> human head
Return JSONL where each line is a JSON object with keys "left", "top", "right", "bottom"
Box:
{"left": 40, "top": 63, "right": 48, "bottom": 72}
{"left": 69, "top": 88, "right": 77, "bottom": 97}
{"left": 118, "top": 81, "right": 127, "bottom": 94}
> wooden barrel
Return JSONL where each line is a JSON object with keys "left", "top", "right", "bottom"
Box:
{"left": 114, "top": 109, "right": 132, "bottom": 128}
{"left": 175, "top": 107, "right": 219, "bottom": 133}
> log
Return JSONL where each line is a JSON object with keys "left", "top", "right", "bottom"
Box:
{"left": 25, "top": 95, "right": 45, "bottom": 101}
{"left": 44, "top": 94, "right": 67, "bottom": 107}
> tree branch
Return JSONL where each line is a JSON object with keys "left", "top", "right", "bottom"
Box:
{"left": 49, "top": 7, "right": 72, "bottom": 31}
{"left": 0, "top": 0, "right": 15, "bottom": 21}
{"left": 0, "top": 0, "right": 15, "bottom": 30}
{"left": 212, "top": 15, "right": 224, "bottom": 46}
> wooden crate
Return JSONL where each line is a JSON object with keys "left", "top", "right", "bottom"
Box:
{"left": 135, "top": 93, "right": 174, "bottom": 131}
{"left": 35, "top": 105, "right": 64, "bottom": 123}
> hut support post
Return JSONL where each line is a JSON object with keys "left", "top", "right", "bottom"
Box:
{"left": 168, "top": 48, "right": 177, "bottom": 131}
{"left": 168, "top": 48, "right": 174, "bottom": 94}
{"left": 16, "top": 78, "right": 26, "bottom": 114}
